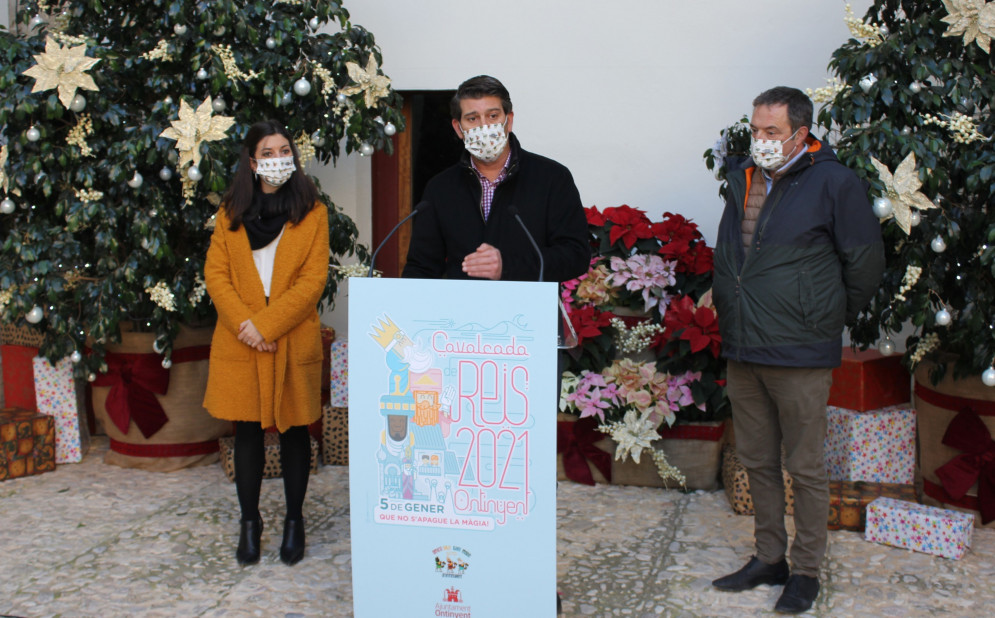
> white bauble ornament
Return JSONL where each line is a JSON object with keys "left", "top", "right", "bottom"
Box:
{"left": 877, "top": 337, "right": 896, "bottom": 356}
{"left": 25, "top": 306, "right": 44, "bottom": 324}
{"left": 196, "top": 68, "right": 209, "bottom": 80}
{"left": 162, "top": 358, "right": 172, "bottom": 369}
{"left": 336, "top": 93, "right": 348, "bottom": 104}
{"left": 173, "top": 24, "right": 188, "bottom": 36}
{"left": 859, "top": 74, "right": 877, "bottom": 93}
{"left": 935, "top": 308, "right": 952, "bottom": 326}
{"left": 359, "top": 143, "right": 374, "bottom": 156}
{"left": 0, "top": 198, "right": 15, "bottom": 214}
{"left": 127, "top": 172, "right": 144, "bottom": 188}
{"left": 983, "top": 367, "right": 995, "bottom": 387}
{"left": 309, "top": 17, "right": 320, "bottom": 29}
{"left": 70, "top": 350, "right": 83, "bottom": 364}
{"left": 212, "top": 97, "right": 226, "bottom": 112}
{"left": 909, "top": 81, "right": 922, "bottom": 94}
{"left": 311, "top": 131, "right": 325, "bottom": 147}
{"left": 26, "top": 126, "right": 41, "bottom": 142}
{"left": 159, "top": 167, "right": 173, "bottom": 181}
{"left": 163, "top": 96, "right": 174, "bottom": 106}
{"left": 266, "top": 37, "right": 277, "bottom": 49}
{"left": 872, "top": 196, "right": 893, "bottom": 218}
{"left": 29, "top": 14, "right": 44, "bottom": 28}
{"left": 187, "top": 166, "right": 203, "bottom": 181}
{"left": 153, "top": 339, "right": 165, "bottom": 354}
{"left": 70, "top": 94, "right": 87, "bottom": 112}
{"left": 294, "top": 78, "right": 312, "bottom": 96}
{"left": 909, "top": 211, "right": 921, "bottom": 227}
{"left": 384, "top": 122, "right": 397, "bottom": 136}
{"left": 931, "top": 236, "right": 947, "bottom": 253}
{"left": 87, "top": 373, "right": 96, "bottom": 382}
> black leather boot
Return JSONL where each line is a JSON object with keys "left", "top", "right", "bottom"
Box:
{"left": 236, "top": 518, "right": 263, "bottom": 566}
{"left": 280, "top": 518, "right": 306, "bottom": 565}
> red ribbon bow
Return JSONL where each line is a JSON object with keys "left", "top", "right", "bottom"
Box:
{"left": 935, "top": 407, "right": 995, "bottom": 525}
{"left": 92, "top": 351, "right": 170, "bottom": 439}
{"left": 557, "top": 416, "right": 612, "bottom": 485}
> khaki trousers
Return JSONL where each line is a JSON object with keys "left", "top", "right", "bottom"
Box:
{"left": 727, "top": 360, "right": 833, "bottom": 577}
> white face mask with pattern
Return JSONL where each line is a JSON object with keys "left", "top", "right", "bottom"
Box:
{"left": 750, "top": 128, "right": 800, "bottom": 171}
{"left": 253, "top": 155, "right": 296, "bottom": 187}
{"left": 460, "top": 120, "right": 508, "bottom": 163}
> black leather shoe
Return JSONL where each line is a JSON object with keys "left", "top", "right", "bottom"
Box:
{"left": 774, "top": 574, "right": 820, "bottom": 614}
{"left": 712, "top": 556, "right": 789, "bottom": 591}
{"left": 280, "top": 518, "right": 306, "bottom": 565}
{"left": 236, "top": 518, "right": 263, "bottom": 566}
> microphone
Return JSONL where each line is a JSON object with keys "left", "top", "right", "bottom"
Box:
{"left": 367, "top": 201, "right": 430, "bottom": 277}
{"left": 507, "top": 205, "right": 544, "bottom": 283}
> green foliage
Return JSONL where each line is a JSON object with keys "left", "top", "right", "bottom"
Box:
{"left": 819, "top": 1, "right": 995, "bottom": 380}
{"left": 0, "top": 0, "right": 405, "bottom": 375}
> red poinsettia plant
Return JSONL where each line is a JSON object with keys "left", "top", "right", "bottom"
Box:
{"left": 560, "top": 205, "right": 728, "bottom": 427}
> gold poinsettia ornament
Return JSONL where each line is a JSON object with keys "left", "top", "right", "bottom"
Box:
{"left": 339, "top": 54, "right": 391, "bottom": 108}
{"left": 941, "top": 0, "right": 995, "bottom": 53}
{"left": 870, "top": 152, "right": 938, "bottom": 235}
{"left": 159, "top": 97, "right": 235, "bottom": 170}
{"left": 21, "top": 36, "right": 100, "bottom": 109}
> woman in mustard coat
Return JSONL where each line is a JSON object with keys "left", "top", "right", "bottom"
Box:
{"left": 204, "top": 120, "right": 329, "bottom": 566}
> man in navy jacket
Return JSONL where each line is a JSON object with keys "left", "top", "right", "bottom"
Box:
{"left": 710, "top": 87, "right": 884, "bottom": 614}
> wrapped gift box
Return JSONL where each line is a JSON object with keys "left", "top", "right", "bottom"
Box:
{"left": 1, "top": 344, "right": 38, "bottom": 410}
{"left": 721, "top": 443, "right": 794, "bottom": 516}
{"left": 825, "top": 405, "right": 916, "bottom": 484}
{"left": 828, "top": 348, "right": 910, "bottom": 411}
{"left": 329, "top": 339, "right": 348, "bottom": 407}
{"left": 33, "top": 356, "right": 90, "bottom": 463}
{"left": 219, "top": 431, "right": 319, "bottom": 482}
{"left": 865, "top": 496, "right": 974, "bottom": 559}
{"left": 828, "top": 480, "right": 918, "bottom": 531}
{"left": 0, "top": 407, "right": 56, "bottom": 481}
{"left": 322, "top": 403, "right": 349, "bottom": 465}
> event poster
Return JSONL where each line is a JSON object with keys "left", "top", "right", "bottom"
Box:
{"left": 349, "top": 277, "right": 558, "bottom": 618}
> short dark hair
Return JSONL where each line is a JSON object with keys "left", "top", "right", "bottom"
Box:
{"left": 449, "top": 75, "right": 513, "bottom": 121}
{"left": 753, "top": 87, "right": 813, "bottom": 133}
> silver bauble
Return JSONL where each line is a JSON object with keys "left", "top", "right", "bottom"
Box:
{"left": 877, "top": 337, "right": 896, "bottom": 356}
{"left": 26, "top": 127, "right": 41, "bottom": 142}
{"left": 294, "top": 78, "right": 312, "bottom": 96}
{"left": 127, "top": 172, "right": 144, "bottom": 188}
{"left": 212, "top": 97, "right": 226, "bottom": 112}
{"left": 983, "top": 367, "right": 995, "bottom": 387}
{"left": 311, "top": 131, "right": 325, "bottom": 147}
{"left": 196, "top": 68, "right": 209, "bottom": 80}
{"left": 909, "top": 81, "right": 922, "bottom": 94}
{"left": 162, "top": 358, "right": 173, "bottom": 369}
{"left": 935, "top": 308, "right": 952, "bottom": 326}
{"left": 359, "top": 143, "right": 374, "bottom": 156}
{"left": 70, "top": 94, "right": 87, "bottom": 112}
{"left": 29, "top": 14, "right": 44, "bottom": 28}
{"left": 187, "top": 166, "right": 203, "bottom": 181}
{"left": 266, "top": 37, "right": 277, "bottom": 49}
{"left": 159, "top": 167, "right": 173, "bottom": 181}
{"left": 0, "top": 198, "right": 15, "bottom": 214}
{"left": 309, "top": 17, "right": 320, "bottom": 29}
{"left": 336, "top": 93, "right": 348, "bottom": 104}
{"left": 173, "top": 24, "right": 188, "bottom": 35}
{"left": 909, "top": 211, "right": 921, "bottom": 227}
{"left": 384, "top": 122, "right": 397, "bottom": 136}
{"left": 931, "top": 236, "right": 947, "bottom": 253}
{"left": 872, "top": 196, "right": 893, "bottom": 218}
{"left": 70, "top": 350, "right": 83, "bottom": 364}
{"left": 25, "top": 306, "right": 44, "bottom": 324}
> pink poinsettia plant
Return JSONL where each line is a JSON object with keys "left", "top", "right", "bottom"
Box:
{"left": 560, "top": 204, "right": 728, "bottom": 431}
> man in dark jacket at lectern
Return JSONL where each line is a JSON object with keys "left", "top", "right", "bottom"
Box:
{"left": 710, "top": 86, "right": 884, "bottom": 614}
{"left": 402, "top": 75, "right": 590, "bottom": 284}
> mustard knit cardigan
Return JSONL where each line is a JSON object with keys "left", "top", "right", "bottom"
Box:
{"left": 203, "top": 203, "right": 329, "bottom": 431}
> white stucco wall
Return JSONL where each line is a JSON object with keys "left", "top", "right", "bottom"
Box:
{"left": 1, "top": 0, "right": 875, "bottom": 336}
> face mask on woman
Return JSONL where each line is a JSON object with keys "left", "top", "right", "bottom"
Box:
{"left": 253, "top": 156, "right": 296, "bottom": 187}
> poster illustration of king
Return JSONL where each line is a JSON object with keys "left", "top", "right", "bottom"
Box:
{"left": 349, "top": 277, "right": 557, "bottom": 618}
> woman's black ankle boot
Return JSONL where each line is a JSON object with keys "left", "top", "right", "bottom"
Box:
{"left": 280, "top": 518, "right": 305, "bottom": 565}
{"left": 236, "top": 518, "right": 263, "bottom": 566}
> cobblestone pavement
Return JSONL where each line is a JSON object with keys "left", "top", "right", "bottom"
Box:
{"left": 1, "top": 437, "right": 992, "bottom": 617}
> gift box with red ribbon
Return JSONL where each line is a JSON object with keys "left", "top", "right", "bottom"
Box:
{"left": 865, "top": 497, "right": 974, "bottom": 559}
{"left": 828, "top": 348, "right": 910, "bottom": 412}
{"left": 556, "top": 415, "right": 612, "bottom": 485}
{"left": 0, "top": 407, "right": 56, "bottom": 481}
{"left": 824, "top": 404, "right": 916, "bottom": 484}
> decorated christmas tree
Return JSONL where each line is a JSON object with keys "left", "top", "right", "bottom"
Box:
{"left": 0, "top": 0, "right": 403, "bottom": 377}
{"left": 815, "top": 1, "right": 995, "bottom": 383}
